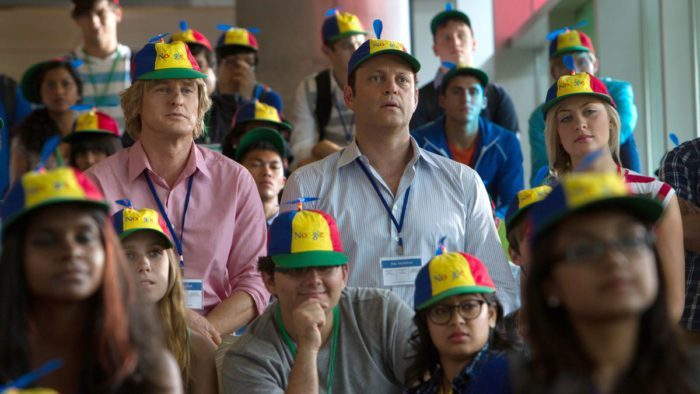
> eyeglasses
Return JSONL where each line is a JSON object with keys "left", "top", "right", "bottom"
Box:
{"left": 427, "top": 300, "right": 486, "bottom": 325}
{"left": 553, "top": 232, "right": 654, "bottom": 265}
{"left": 274, "top": 265, "right": 341, "bottom": 279}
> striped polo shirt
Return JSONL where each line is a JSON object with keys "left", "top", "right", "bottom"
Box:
{"left": 72, "top": 43, "right": 131, "bottom": 134}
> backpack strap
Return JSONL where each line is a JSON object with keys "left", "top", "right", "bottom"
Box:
{"left": 314, "top": 69, "right": 332, "bottom": 141}
{"left": 0, "top": 75, "right": 18, "bottom": 126}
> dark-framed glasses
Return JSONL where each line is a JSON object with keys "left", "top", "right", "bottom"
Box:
{"left": 427, "top": 299, "right": 486, "bottom": 325}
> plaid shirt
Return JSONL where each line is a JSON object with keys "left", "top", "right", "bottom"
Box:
{"left": 406, "top": 344, "right": 492, "bottom": 394}
{"left": 660, "top": 137, "right": 700, "bottom": 331}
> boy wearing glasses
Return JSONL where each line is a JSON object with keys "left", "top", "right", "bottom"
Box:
{"left": 222, "top": 207, "right": 415, "bottom": 393}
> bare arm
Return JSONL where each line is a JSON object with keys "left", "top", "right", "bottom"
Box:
{"left": 187, "top": 331, "right": 218, "bottom": 394}
{"left": 678, "top": 197, "right": 700, "bottom": 254}
{"left": 655, "top": 194, "right": 685, "bottom": 322}
{"left": 207, "top": 290, "right": 256, "bottom": 336}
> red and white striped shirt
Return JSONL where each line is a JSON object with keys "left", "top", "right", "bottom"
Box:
{"left": 623, "top": 168, "right": 675, "bottom": 208}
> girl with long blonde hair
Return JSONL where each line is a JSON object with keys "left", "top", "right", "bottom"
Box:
{"left": 112, "top": 200, "right": 217, "bottom": 394}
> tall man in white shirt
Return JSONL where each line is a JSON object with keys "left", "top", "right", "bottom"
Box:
{"left": 281, "top": 24, "right": 518, "bottom": 313}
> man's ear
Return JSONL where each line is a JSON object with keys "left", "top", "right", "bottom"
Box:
{"left": 438, "top": 92, "right": 446, "bottom": 109}
{"left": 487, "top": 304, "right": 497, "bottom": 328}
{"left": 344, "top": 84, "right": 355, "bottom": 109}
{"left": 321, "top": 44, "right": 332, "bottom": 57}
{"left": 114, "top": 5, "right": 123, "bottom": 23}
{"left": 482, "top": 95, "right": 488, "bottom": 109}
{"left": 341, "top": 265, "right": 349, "bottom": 286}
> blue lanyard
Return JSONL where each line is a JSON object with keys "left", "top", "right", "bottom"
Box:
{"left": 356, "top": 159, "right": 411, "bottom": 247}
{"left": 332, "top": 92, "right": 354, "bottom": 144}
{"left": 144, "top": 172, "right": 194, "bottom": 271}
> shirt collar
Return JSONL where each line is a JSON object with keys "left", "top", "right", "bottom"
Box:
{"left": 128, "top": 140, "right": 212, "bottom": 182}
{"left": 337, "top": 137, "right": 439, "bottom": 170}
{"left": 432, "top": 68, "right": 447, "bottom": 89}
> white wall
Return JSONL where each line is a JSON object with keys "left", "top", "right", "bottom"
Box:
{"left": 411, "top": 0, "right": 495, "bottom": 87}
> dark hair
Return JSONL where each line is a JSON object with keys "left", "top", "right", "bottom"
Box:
{"left": 13, "top": 109, "right": 61, "bottom": 155}
{"left": 69, "top": 134, "right": 123, "bottom": 165}
{"left": 405, "top": 292, "right": 516, "bottom": 387}
{"left": 432, "top": 15, "right": 474, "bottom": 44}
{"left": 189, "top": 43, "right": 215, "bottom": 72}
{"left": 36, "top": 61, "right": 84, "bottom": 106}
{"left": 525, "top": 212, "right": 694, "bottom": 393}
{"left": 221, "top": 123, "right": 248, "bottom": 160}
{"left": 257, "top": 256, "right": 275, "bottom": 277}
{"left": 0, "top": 205, "right": 169, "bottom": 393}
{"left": 71, "top": 0, "right": 119, "bottom": 18}
{"left": 216, "top": 46, "right": 259, "bottom": 67}
{"left": 506, "top": 219, "right": 525, "bottom": 255}
{"left": 238, "top": 140, "right": 283, "bottom": 164}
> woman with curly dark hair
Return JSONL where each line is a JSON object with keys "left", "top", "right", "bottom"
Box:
{"left": 469, "top": 172, "right": 700, "bottom": 394}
{"left": 10, "top": 59, "right": 82, "bottom": 183}
{"left": 405, "top": 249, "right": 517, "bottom": 393}
{"left": 0, "top": 166, "right": 181, "bottom": 393}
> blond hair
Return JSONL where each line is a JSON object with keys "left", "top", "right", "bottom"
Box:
{"left": 544, "top": 99, "right": 621, "bottom": 176}
{"left": 121, "top": 79, "right": 211, "bottom": 141}
{"left": 157, "top": 248, "right": 191, "bottom": 390}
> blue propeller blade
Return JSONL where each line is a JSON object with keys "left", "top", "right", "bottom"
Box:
{"left": 373, "top": 19, "right": 383, "bottom": 39}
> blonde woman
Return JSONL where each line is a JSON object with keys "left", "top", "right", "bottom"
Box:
{"left": 113, "top": 201, "right": 217, "bottom": 394}
{"left": 541, "top": 72, "right": 685, "bottom": 322}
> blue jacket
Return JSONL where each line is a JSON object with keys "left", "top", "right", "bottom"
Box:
{"left": 412, "top": 115, "right": 524, "bottom": 218}
{"left": 0, "top": 76, "right": 31, "bottom": 196}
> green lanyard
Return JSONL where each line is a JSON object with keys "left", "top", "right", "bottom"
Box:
{"left": 276, "top": 304, "right": 339, "bottom": 393}
{"left": 82, "top": 49, "right": 122, "bottom": 107}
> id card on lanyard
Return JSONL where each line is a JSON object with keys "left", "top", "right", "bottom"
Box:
{"left": 356, "top": 159, "right": 419, "bottom": 287}
{"left": 144, "top": 171, "right": 203, "bottom": 309}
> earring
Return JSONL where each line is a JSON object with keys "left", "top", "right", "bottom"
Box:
{"left": 546, "top": 296, "right": 560, "bottom": 308}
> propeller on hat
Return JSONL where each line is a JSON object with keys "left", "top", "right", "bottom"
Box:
{"left": 37, "top": 135, "right": 63, "bottom": 170}
{"left": 546, "top": 20, "right": 588, "bottom": 41}
{"left": 116, "top": 199, "right": 134, "bottom": 209}
{"left": 148, "top": 32, "right": 169, "bottom": 43}
{"left": 283, "top": 197, "right": 319, "bottom": 211}
{"left": 325, "top": 7, "right": 340, "bottom": 17}
{"left": 216, "top": 24, "right": 260, "bottom": 35}
{"left": 0, "top": 359, "right": 63, "bottom": 391}
{"left": 434, "top": 235, "right": 448, "bottom": 256}
{"left": 669, "top": 132, "right": 680, "bottom": 147}
{"left": 373, "top": 19, "right": 383, "bottom": 39}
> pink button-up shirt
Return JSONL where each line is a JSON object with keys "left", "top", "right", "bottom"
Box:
{"left": 86, "top": 140, "right": 269, "bottom": 315}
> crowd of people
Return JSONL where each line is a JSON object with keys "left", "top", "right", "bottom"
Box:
{"left": 0, "top": 0, "right": 699, "bottom": 393}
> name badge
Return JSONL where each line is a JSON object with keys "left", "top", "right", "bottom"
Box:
{"left": 184, "top": 279, "right": 204, "bottom": 310}
{"left": 380, "top": 256, "right": 422, "bottom": 287}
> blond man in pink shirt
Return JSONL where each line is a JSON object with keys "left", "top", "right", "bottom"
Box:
{"left": 86, "top": 39, "right": 269, "bottom": 346}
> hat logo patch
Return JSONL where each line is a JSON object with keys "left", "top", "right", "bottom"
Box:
{"left": 369, "top": 39, "right": 405, "bottom": 54}
{"left": 293, "top": 230, "right": 326, "bottom": 241}
{"left": 289, "top": 212, "right": 334, "bottom": 253}
{"left": 557, "top": 73, "right": 592, "bottom": 96}
{"left": 338, "top": 13, "right": 363, "bottom": 34}
{"left": 563, "top": 173, "right": 629, "bottom": 207}
{"left": 154, "top": 42, "right": 192, "bottom": 71}
{"left": 429, "top": 253, "right": 476, "bottom": 295}
{"left": 76, "top": 113, "right": 99, "bottom": 131}
{"left": 558, "top": 31, "right": 583, "bottom": 50}
{"left": 23, "top": 168, "right": 84, "bottom": 207}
